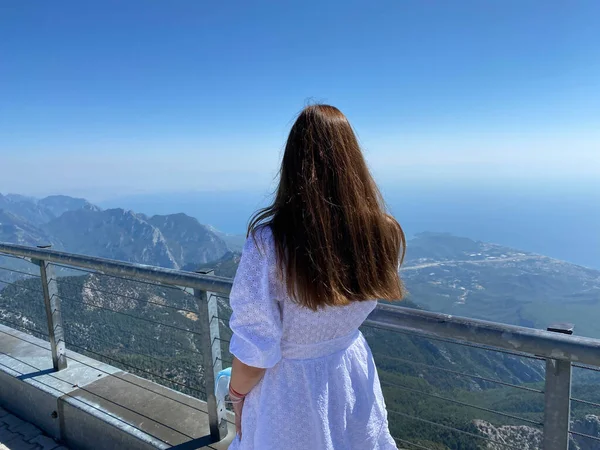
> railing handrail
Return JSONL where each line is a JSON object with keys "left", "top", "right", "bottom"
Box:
{"left": 2, "top": 240, "right": 600, "bottom": 367}
{"left": 0, "top": 241, "right": 233, "bottom": 294}
{"left": 366, "top": 304, "right": 600, "bottom": 367}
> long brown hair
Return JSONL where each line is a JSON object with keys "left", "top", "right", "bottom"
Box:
{"left": 249, "top": 104, "right": 406, "bottom": 310}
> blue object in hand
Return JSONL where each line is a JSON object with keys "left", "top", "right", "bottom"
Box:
{"left": 215, "top": 367, "right": 232, "bottom": 403}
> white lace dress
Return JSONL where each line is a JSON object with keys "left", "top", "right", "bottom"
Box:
{"left": 228, "top": 227, "right": 397, "bottom": 450}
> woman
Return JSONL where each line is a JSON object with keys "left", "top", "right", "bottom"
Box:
{"left": 227, "top": 104, "right": 405, "bottom": 449}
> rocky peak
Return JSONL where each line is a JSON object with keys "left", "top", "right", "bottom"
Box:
{"left": 148, "top": 213, "right": 228, "bottom": 266}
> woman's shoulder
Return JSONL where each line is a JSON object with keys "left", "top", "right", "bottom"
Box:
{"left": 244, "top": 224, "right": 275, "bottom": 258}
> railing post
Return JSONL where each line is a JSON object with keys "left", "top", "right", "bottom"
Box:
{"left": 543, "top": 323, "right": 574, "bottom": 450}
{"left": 194, "top": 269, "right": 227, "bottom": 442}
{"left": 36, "top": 255, "right": 67, "bottom": 371}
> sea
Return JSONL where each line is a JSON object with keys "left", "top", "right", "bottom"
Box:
{"left": 100, "top": 181, "right": 600, "bottom": 270}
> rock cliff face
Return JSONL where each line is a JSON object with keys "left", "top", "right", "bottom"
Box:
{"left": 474, "top": 420, "right": 543, "bottom": 449}
{"left": 148, "top": 213, "right": 229, "bottom": 266}
{"left": 474, "top": 415, "right": 600, "bottom": 450}
{"left": 0, "top": 210, "right": 57, "bottom": 247}
{"left": 43, "top": 208, "right": 181, "bottom": 268}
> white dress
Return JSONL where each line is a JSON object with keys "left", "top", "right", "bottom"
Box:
{"left": 228, "top": 226, "right": 397, "bottom": 450}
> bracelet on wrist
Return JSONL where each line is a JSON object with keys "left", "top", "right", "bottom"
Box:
{"left": 229, "top": 385, "right": 247, "bottom": 399}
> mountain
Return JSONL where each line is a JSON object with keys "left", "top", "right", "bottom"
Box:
{"left": 206, "top": 225, "right": 246, "bottom": 252}
{"left": 0, "top": 210, "right": 59, "bottom": 284}
{"left": 0, "top": 210, "right": 56, "bottom": 247}
{"left": 41, "top": 208, "right": 229, "bottom": 268}
{"left": 0, "top": 192, "right": 99, "bottom": 226}
{"left": 148, "top": 214, "right": 229, "bottom": 265}
{"left": 188, "top": 251, "right": 242, "bottom": 277}
{"left": 0, "top": 193, "right": 55, "bottom": 226}
{"left": 38, "top": 195, "right": 100, "bottom": 218}
{"left": 43, "top": 208, "right": 182, "bottom": 268}
{"left": 1, "top": 194, "right": 36, "bottom": 203}
{"left": 0, "top": 192, "right": 230, "bottom": 270}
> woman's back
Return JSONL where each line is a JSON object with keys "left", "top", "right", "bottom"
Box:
{"left": 281, "top": 296, "right": 376, "bottom": 345}
{"left": 248, "top": 226, "right": 377, "bottom": 344}
{"left": 227, "top": 105, "right": 403, "bottom": 449}
{"left": 228, "top": 226, "right": 396, "bottom": 450}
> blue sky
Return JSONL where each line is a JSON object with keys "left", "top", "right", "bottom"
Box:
{"left": 1, "top": 1, "right": 599, "bottom": 200}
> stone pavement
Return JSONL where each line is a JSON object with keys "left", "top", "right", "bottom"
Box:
{"left": 0, "top": 406, "right": 67, "bottom": 450}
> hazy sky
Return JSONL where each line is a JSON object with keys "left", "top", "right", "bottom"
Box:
{"left": 1, "top": 1, "right": 599, "bottom": 200}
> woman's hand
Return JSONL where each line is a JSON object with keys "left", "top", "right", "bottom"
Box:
{"left": 229, "top": 357, "right": 266, "bottom": 440}
{"left": 232, "top": 398, "right": 244, "bottom": 438}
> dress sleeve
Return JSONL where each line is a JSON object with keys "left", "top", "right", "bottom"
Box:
{"left": 228, "top": 229, "right": 283, "bottom": 369}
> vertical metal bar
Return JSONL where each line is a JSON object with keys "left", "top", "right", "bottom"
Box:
{"left": 38, "top": 259, "right": 67, "bottom": 371}
{"left": 194, "top": 269, "right": 227, "bottom": 442}
{"left": 543, "top": 324, "right": 573, "bottom": 450}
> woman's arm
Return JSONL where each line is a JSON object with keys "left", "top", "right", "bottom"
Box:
{"left": 230, "top": 357, "right": 266, "bottom": 395}
{"left": 229, "top": 357, "right": 267, "bottom": 438}
{"left": 227, "top": 229, "right": 282, "bottom": 438}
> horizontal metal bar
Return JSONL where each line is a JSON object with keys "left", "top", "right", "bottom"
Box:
{"left": 0, "top": 278, "right": 42, "bottom": 293}
{"left": 366, "top": 304, "right": 600, "bottom": 367}
{"left": 573, "top": 363, "right": 600, "bottom": 373}
{"left": 571, "top": 397, "right": 600, "bottom": 409}
{"left": 387, "top": 408, "right": 522, "bottom": 450}
{"left": 393, "top": 437, "right": 433, "bottom": 450}
{"left": 569, "top": 430, "right": 600, "bottom": 443}
{"left": 0, "top": 318, "right": 48, "bottom": 338}
{"left": 56, "top": 277, "right": 199, "bottom": 314}
{"left": 0, "top": 265, "right": 40, "bottom": 277}
{"left": 0, "top": 242, "right": 233, "bottom": 294}
{"left": 52, "top": 263, "right": 190, "bottom": 291}
{"left": 61, "top": 323, "right": 192, "bottom": 368}
{"left": 67, "top": 318, "right": 204, "bottom": 359}
{"left": 0, "top": 252, "right": 29, "bottom": 262}
{"left": 65, "top": 341, "right": 207, "bottom": 396}
{"left": 381, "top": 381, "right": 543, "bottom": 426}
{"left": 363, "top": 321, "right": 545, "bottom": 360}
{"left": 59, "top": 295, "right": 203, "bottom": 337}
{"left": 375, "top": 353, "right": 544, "bottom": 394}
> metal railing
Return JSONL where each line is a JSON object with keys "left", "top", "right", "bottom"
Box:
{"left": 364, "top": 306, "right": 600, "bottom": 449}
{"left": 1, "top": 241, "right": 600, "bottom": 450}
{"left": 0, "top": 242, "right": 231, "bottom": 443}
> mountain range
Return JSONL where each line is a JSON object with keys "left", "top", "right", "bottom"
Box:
{"left": 2, "top": 192, "right": 599, "bottom": 339}
{"left": 0, "top": 193, "right": 229, "bottom": 269}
